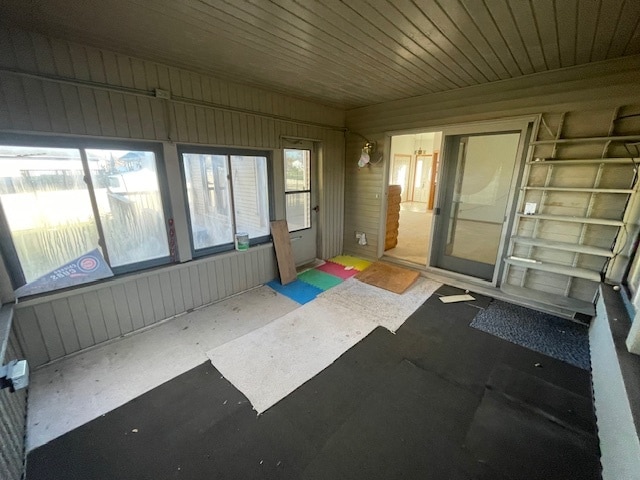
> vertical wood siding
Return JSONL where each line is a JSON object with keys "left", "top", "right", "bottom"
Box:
{"left": 0, "top": 27, "right": 345, "bottom": 366}
{"left": 0, "top": 25, "right": 345, "bottom": 262}
{"left": 0, "top": 325, "right": 28, "bottom": 480}
{"left": 0, "top": 26, "right": 344, "bottom": 134}
{"left": 14, "top": 244, "right": 277, "bottom": 368}
{"left": 343, "top": 57, "right": 640, "bottom": 313}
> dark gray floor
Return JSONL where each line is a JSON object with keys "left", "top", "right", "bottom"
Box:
{"left": 27, "top": 286, "right": 601, "bottom": 479}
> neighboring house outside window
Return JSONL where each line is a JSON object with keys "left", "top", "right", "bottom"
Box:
{"left": 179, "top": 146, "right": 272, "bottom": 257}
{"left": 0, "top": 139, "right": 171, "bottom": 297}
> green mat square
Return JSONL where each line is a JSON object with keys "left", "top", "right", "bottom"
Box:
{"left": 298, "top": 269, "right": 343, "bottom": 291}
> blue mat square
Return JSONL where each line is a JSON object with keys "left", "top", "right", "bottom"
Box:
{"left": 267, "top": 279, "right": 323, "bottom": 304}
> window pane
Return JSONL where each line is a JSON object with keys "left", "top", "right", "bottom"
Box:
{"left": 86, "top": 149, "right": 169, "bottom": 267}
{"left": 284, "top": 149, "right": 310, "bottom": 192}
{"left": 286, "top": 192, "right": 311, "bottom": 231}
{"left": 183, "top": 153, "right": 233, "bottom": 249}
{"left": 0, "top": 146, "right": 100, "bottom": 283}
{"left": 230, "top": 156, "right": 270, "bottom": 238}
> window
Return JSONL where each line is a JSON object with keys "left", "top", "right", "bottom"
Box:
{"left": 180, "top": 147, "right": 271, "bottom": 255}
{"left": 284, "top": 148, "right": 311, "bottom": 232}
{"left": 0, "top": 140, "right": 170, "bottom": 296}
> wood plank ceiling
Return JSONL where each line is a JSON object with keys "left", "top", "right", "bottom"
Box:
{"left": 1, "top": 0, "right": 639, "bottom": 109}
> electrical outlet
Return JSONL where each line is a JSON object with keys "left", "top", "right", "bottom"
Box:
{"left": 355, "top": 232, "right": 367, "bottom": 245}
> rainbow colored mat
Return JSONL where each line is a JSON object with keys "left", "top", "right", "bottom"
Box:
{"left": 267, "top": 255, "right": 372, "bottom": 304}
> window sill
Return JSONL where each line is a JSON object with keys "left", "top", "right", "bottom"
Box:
{"left": 591, "top": 285, "right": 640, "bottom": 479}
{"left": 598, "top": 286, "right": 640, "bottom": 432}
{"left": 14, "top": 242, "right": 275, "bottom": 308}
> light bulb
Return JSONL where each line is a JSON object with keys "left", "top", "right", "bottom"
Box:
{"left": 358, "top": 151, "right": 370, "bottom": 167}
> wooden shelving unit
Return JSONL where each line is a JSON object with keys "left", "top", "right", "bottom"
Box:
{"left": 500, "top": 111, "right": 639, "bottom": 317}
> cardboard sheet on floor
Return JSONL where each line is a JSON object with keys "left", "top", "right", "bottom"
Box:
{"left": 318, "top": 277, "right": 441, "bottom": 332}
{"left": 439, "top": 294, "right": 475, "bottom": 303}
{"left": 208, "top": 298, "right": 379, "bottom": 413}
{"left": 355, "top": 261, "right": 420, "bottom": 294}
{"left": 207, "top": 277, "right": 441, "bottom": 413}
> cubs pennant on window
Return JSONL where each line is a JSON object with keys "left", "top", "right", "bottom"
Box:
{"left": 15, "top": 249, "right": 114, "bottom": 297}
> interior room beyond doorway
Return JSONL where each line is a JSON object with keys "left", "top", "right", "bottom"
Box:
{"left": 385, "top": 132, "right": 442, "bottom": 266}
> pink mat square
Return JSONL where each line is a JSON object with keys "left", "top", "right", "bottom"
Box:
{"left": 315, "top": 261, "right": 358, "bottom": 280}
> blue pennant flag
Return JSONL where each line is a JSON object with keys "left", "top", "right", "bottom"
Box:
{"left": 15, "top": 249, "right": 114, "bottom": 297}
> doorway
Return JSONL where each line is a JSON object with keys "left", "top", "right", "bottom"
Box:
{"left": 383, "top": 118, "right": 533, "bottom": 284}
{"left": 283, "top": 141, "right": 317, "bottom": 266}
{"left": 384, "top": 132, "right": 442, "bottom": 265}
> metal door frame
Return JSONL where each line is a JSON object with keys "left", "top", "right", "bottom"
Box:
{"left": 429, "top": 117, "right": 537, "bottom": 285}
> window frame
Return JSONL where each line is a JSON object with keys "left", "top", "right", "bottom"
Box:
{"left": 283, "top": 147, "right": 313, "bottom": 233}
{"left": 0, "top": 133, "right": 174, "bottom": 292}
{"left": 177, "top": 145, "right": 274, "bottom": 258}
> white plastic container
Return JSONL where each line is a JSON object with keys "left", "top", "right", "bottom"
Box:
{"left": 234, "top": 232, "right": 249, "bottom": 251}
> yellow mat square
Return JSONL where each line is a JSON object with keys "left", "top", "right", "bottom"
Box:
{"left": 328, "top": 255, "right": 372, "bottom": 272}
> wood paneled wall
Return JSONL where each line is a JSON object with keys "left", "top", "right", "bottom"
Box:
{"left": 343, "top": 56, "right": 640, "bottom": 264}
{"left": 0, "top": 25, "right": 346, "bottom": 366}
{"left": 0, "top": 323, "right": 27, "bottom": 480}
{"left": 0, "top": 26, "right": 344, "bottom": 138}
{"left": 0, "top": 26, "right": 346, "bottom": 264}
{"left": 14, "top": 244, "right": 277, "bottom": 367}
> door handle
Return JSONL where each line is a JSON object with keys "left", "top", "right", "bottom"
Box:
{"left": 312, "top": 205, "right": 320, "bottom": 213}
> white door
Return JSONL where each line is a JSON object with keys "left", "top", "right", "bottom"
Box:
{"left": 412, "top": 154, "right": 432, "bottom": 203}
{"left": 390, "top": 154, "right": 412, "bottom": 202}
{"left": 283, "top": 143, "right": 317, "bottom": 265}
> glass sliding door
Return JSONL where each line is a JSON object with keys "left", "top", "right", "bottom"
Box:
{"left": 432, "top": 125, "right": 530, "bottom": 282}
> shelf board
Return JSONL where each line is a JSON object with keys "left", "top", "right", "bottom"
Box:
{"left": 516, "top": 213, "right": 625, "bottom": 226}
{"left": 530, "top": 135, "right": 640, "bottom": 145}
{"left": 510, "top": 236, "right": 615, "bottom": 257}
{"left": 500, "top": 284, "right": 595, "bottom": 316}
{"left": 523, "top": 186, "right": 634, "bottom": 194}
{"left": 526, "top": 157, "right": 637, "bottom": 165}
{"left": 504, "top": 257, "right": 601, "bottom": 282}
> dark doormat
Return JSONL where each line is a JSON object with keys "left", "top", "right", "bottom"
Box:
{"left": 470, "top": 299, "right": 590, "bottom": 370}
